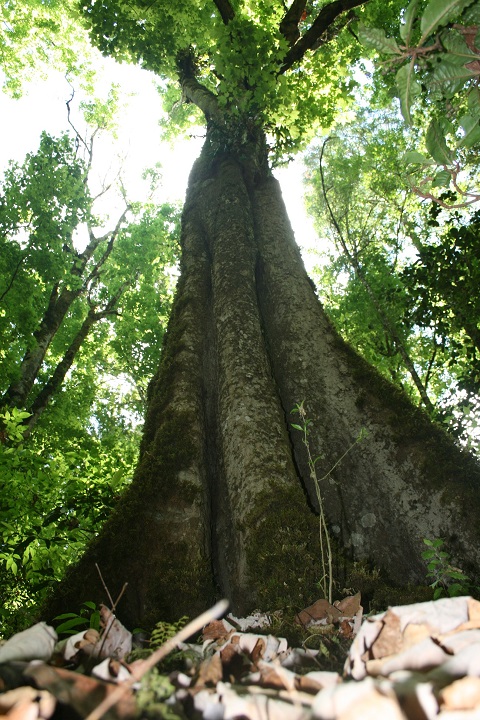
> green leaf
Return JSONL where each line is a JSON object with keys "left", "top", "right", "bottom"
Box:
{"left": 6, "top": 557, "right": 18, "bottom": 575}
{"left": 82, "top": 600, "right": 97, "bottom": 610}
{"left": 53, "top": 612, "right": 80, "bottom": 620}
{"left": 425, "top": 120, "right": 454, "bottom": 164}
{"left": 403, "top": 150, "right": 432, "bottom": 165}
{"left": 447, "top": 582, "right": 466, "bottom": 596}
{"left": 358, "top": 25, "right": 402, "bottom": 55}
{"left": 458, "top": 114, "right": 480, "bottom": 148}
{"left": 441, "top": 29, "right": 476, "bottom": 61}
{"left": 432, "top": 169, "right": 451, "bottom": 187}
{"left": 423, "top": 538, "right": 434, "bottom": 546}
{"left": 431, "top": 60, "right": 477, "bottom": 97}
{"left": 400, "top": 0, "right": 421, "bottom": 43}
{"left": 89, "top": 610, "right": 101, "bottom": 631}
{"left": 467, "top": 88, "right": 480, "bottom": 118}
{"left": 15, "top": 410, "right": 32, "bottom": 420}
{"left": 420, "top": 0, "right": 476, "bottom": 45}
{"left": 56, "top": 616, "right": 89, "bottom": 634}
{"left": 462, "top": 2, "right": 480, "bottom": 23}
{"left": 396, "top": 63, "right": 421, "bottom": 123}
{"left": 291, "top": 423, "right": 303, "bottom": 431}
{"left": 448, "top": 569, "right": 470, "bottom": 580}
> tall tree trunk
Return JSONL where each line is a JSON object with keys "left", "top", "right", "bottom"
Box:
{"left": 45, "top": 133, "right": 480, "bottom": 627}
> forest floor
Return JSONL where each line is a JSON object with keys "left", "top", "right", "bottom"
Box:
{"left": 1, "top": 594, "right": 480, "bottom": 719}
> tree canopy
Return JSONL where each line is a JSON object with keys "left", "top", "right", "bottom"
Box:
{"left": 80, "top": 0, "right": 403, "bottom": 158}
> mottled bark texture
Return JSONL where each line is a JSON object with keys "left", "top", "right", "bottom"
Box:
{"left": 45, "top": 132, "right": 480, "bottom": 627}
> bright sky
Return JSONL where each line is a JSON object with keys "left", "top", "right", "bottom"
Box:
{"left": 0, "top": 59, "right": 320, "bottom": 267}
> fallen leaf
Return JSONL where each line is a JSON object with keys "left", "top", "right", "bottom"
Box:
{"left": 0, "top": 662, "right": 30, "bottom": 691}
{"left": 371, "top": 610, "right": 403, "bottom": 660}
{"left": 296, "top": 600, "right": 342, "bottom": 627}
{"left": 220, "top": 633, "right": 287, "bottom": 663}
{"left": 257, "top": 663, "right": 296, "bottom": 692}
{"left": 429, "top": 642, "right": 480, "bottom": 681}
{"left": 367, "top": 636, "right": 451, "bottom": 677}
{"left": 226, "top": 613, "right": 271, "bottom": 632}
{"left": 217, "top": 680, "right": 311, "bottom": 720}
{"left": 25, "top": 662, "right": 136, "bottom": 719}
{"left": 202, "top": 620, "right": 232, "bottom": 642}
{"left": 335, "top": 593, "right": 362, "bottom": 617}
{"left": 395, "top": 596, "right": 470, "bottom": 634}
{"left": 98, "top": 606, "right": 132, "bottom": 660}
{"left": 339, "top": 620, "right": 354, "bottom": 639}
{"left": 0, "top": 687, "right": 56, "bottom": 718}
{"left": 338, "top": 688, "right": 405, "bottom": 720}
{"left": 437, "top": 629, "right": 480, "bottom": 655}
{"left": 0, "top": 624, "right": 57, "bottom": 664}
{"left": 5, "top": 701, "right": 39, "bottom": 720}
{"left": 312, "top": 676, "right": 404, "bottom": 720}
{"left": 346, "top": 596, "right": 477, "bottom": 681}
{"left": 194, "top": 652, "right": 223, "bottom": 689}
{"left": 92, "top": 658, "right": 133, "bottom": 684}
{"left": 467, "top": 598, "right": 480, "bottom": 625}
{"left": 297, "top": 671, "right": 340, "bottom": 695}
{"left": 220, "top": 642, "right": 250, "bottom": 682}
{"left": 402, "top": 622, "right": 434, "bottom": 649}
{"left": 440, "top": 676, "right": 480, "bottom": 711}
{"left": 63, "top": 628, "right": 100, "bottom": 662}
{"left": 392, "top": 672, "right": 438, "bottom": 720}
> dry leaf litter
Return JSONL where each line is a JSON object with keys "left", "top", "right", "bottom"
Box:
{"left": 1, "top": 596, "right": 480, "bottom": 719}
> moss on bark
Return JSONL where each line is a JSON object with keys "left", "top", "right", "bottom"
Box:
{"left": 44, "top": 129, "right": 480, "bottom": 628}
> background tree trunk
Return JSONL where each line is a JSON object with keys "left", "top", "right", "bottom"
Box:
{"left": 45, "top": 134, "right": 480, "bottom": 627}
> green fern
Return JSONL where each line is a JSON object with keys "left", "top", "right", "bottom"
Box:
{"left": 150, "top": 616, "right": 189, "bottom": 649}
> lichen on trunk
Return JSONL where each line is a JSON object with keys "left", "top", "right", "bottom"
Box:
{"left": 45, "top": 126, "right": 480, "bottom": 628}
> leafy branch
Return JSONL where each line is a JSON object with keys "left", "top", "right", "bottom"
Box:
{"left": 359, "top": 0, "right": 480, "bottom": 207}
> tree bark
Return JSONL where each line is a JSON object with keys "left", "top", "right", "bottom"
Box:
{"left": 44, "top": 131, "right": 480, "bottom": 628}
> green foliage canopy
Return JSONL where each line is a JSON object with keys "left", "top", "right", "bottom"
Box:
{"left": 0, "top": 122, "right": 180, "bottom": 630}
{"left": 0, "top": 0, "right": 95, "bottom": 96}
{"left": 79, "top": 0, "right": 404, "bottom": 158}
{"left": 359, "top": 0, "right": 480, "bottom": 206}
{"left": 305, "top": 104, "right": 480, "bottom": 447}
{"left": 0, "top": 131, "right": 91, "bottom": 386}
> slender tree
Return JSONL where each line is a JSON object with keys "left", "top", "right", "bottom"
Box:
{"left": 47, "top": 0, "right": 480, "bottom": 626}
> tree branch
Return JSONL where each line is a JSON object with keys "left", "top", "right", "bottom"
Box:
{"left": 84, "top": 205, "right": 130, "bottom": 287}
{"left": 279, "top": 0, "right": 307, "bottom": 47}
{"left": 177, "top": 52, "right": 224, "bottom": 124}
{"left": 0, "top": 255, "right": 25, "bottom": 304}
{"left": 25, "top": 276, "right": 133, "bottom": 433}
{"left": 212, "top": 0, "right": 234, "bottom": 24}
{"left": 280, "top": 0, "right": 368, "bottom": 73}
